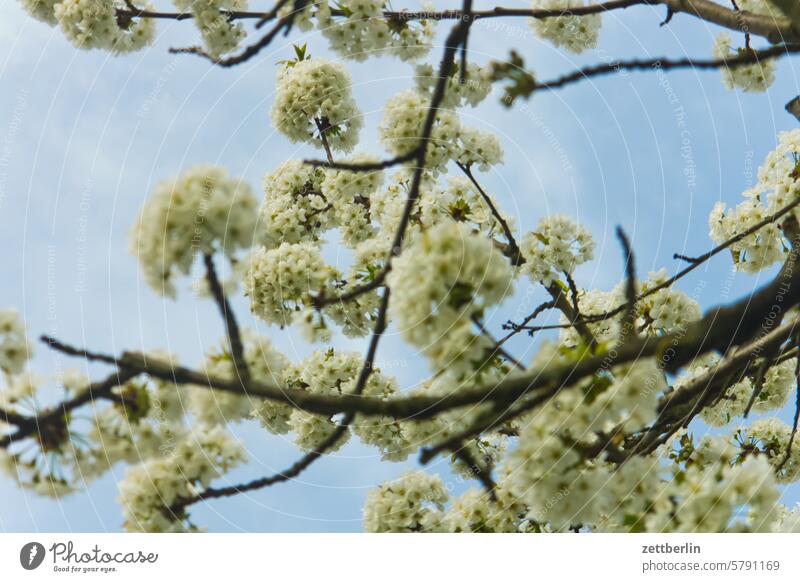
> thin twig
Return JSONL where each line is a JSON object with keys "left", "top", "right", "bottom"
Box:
{"left": 498, "top": 299, "right": 557, "bottom": 346}
{"left": 472, "top": 315, "right": 526, "bottom": 371}
{"left": 313, "top": 117, "right": 335, "bottom": 165}
{"left": 530, "top": 43, "right": 800, "bottom": 95}
{"left": 203, "top": 254, "right": 250, "bottom": 388}
{"left": 456, "top": 161, "right": 521, "bottom": 263}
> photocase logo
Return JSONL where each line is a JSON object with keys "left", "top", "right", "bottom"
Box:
{"left": 19, "top": 542, "right": 46, "bottom": 570}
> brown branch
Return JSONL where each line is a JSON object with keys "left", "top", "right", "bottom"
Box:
{"left": 529, "top": 43, "right": 800, "bottom": 95}
{"left": 203, "top": 254, "right": 250, "bottom": 387}
{"left": 454, "top": 447, "right": 497, "bottom": 499}
{"left": 660, "top": 0, "right": 800, "bottom": 43}
{"left": 123, "top": 0, "right": 797, "bottom": 45}
{"left": 117, "top": 8, "right": 272, "bottom": 21}
{"left": 312, "top": 117, "right": 335, "bottom": 165}
{"left": 424, "top": 242, "right": 800, "bottom": 461}
{"left": 499, "top": 299, "right": 557, "bottom": 346}
{"left": 456, "top": 161, "right": 521, "bottom": 264}
{"left": 304, "top": 149, "right": 420, "bottom": 172}
{"left": 546, "top": 281, "right": 597, "bottom": 349}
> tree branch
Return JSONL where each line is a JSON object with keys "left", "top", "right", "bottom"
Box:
{"left": 203, "top": 254, "right": 250, "bottom": 388}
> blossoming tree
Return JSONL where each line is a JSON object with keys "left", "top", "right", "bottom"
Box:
{"left": 5, "top": 0, "right": 800, "bottom": 532}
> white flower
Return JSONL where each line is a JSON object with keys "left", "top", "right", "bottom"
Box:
{"left": 18, "top": 0, "right": 61, "bottom": 24}
{"left": 520, "top": 214, "right": 595, "bottom": 285}
{"left": 712, "top": 33, "right": 776, "bottom": 93}
{"left": 743, "top": 417, "right": 800, "bottom": 483}
{"left": 172, "top": 0, "right": 247, "bottom": 58}
{"left": 55, "top": 0, "right": 155, "bottom": 53}
{"left": 414, "top": 62, "right": 493, "bottom": 108}
{"left": 129, "top": 165, "right": 257, "bottom": 297}
{"left": 379, "top": 89, "right": 461, "bottom": 171}
{"left": 283, "top": 349, "right": 361, "bottom": 451}
{"left": 388, "top": 222, "right": 514, "bottom": 375}
{"left": 708, "top": 198, "right": 783, "bottom": 273}
{"left": 635, "top": 269, "right": 701, "bottom": 334}
{"left": 700, "top": 359, "right": 795, "bottom": 427}
{"left": 457, "top": 126, "right": 505, "bottom": 172}
{"left": 529, "top": 0, "right": 601, "bottom": 54}
{"left": 259, "top": 160, "right": 330, "bottom": 248}
{"left": 364, "top": 471, "right": 448, "bottom": 532}
{"left": 316, "top": 1, "right": 435, "bottom": 62}
{"left": 271, "top": 57, "right": 363, "bottom": 152}
{"left": 244, "top": 242, "right": 336, "bottom": 328}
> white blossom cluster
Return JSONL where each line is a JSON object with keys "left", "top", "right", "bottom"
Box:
{"left": 316, "top": 1, "right": 435, "bottom": 62}
{"left": 520, "top": 214, "right": 595, "bottom": 285}
{"left": 400, "top": 370, "right": 508, "bottom": 476}
{"left": 244, "top": 242, "right": 335, "bottom": 336}
{"left": 709, "top": 129, "right": 800, "bottom": 272}
{"left": 555, "top": 289, "right": 621, "bottom": 347}
{"left": 18, "top": 0, "right": 439, "bottom": 58}
{"left": 271, "top": 57, "right": 363, "bottom": 153}
{"left": 439, "top": 176, "right": 513, "bottom": 235}
{"left": 258, "top": 157, "right": 383, "bottom": 250}
{"left": 699, "top": 358, "right": 796, "bottom": 427}
{"left": 364, "top": 471, "right": 533, "bottom": 533}
{"left": 388, "top": 221, "right": 514, "bottom": 376}
{"left": 649, "top": 436, "right": 781, "bottom": 532}
{"left": 502, "top": 390, "right": 784, "bottom": 532}
{"left": 377, "top": 91, "right": 505, "bottom": 174}
{"left": 635, "top": 269, "right": 702, "bottom": 334}
{"left": 363, "top": 471, "right": 449, "bottom": 532}
{"left": 173, "top": 0, "right": 247, "bottom": 58}
{"left": 19, "top": 0, "right": 61, "bottom": 24}
{"left": 529, "top": 0, "right": 602, "bottom": 54}
{"left": 1, "top": 349, "right": 187, "bottom": 499}
{"left": 17, "top": 0, "right": 156, "bottom": 53}
{"left": 350, "top": 370, "right": 412, "bottom": 461}
{"left": 129, "top": 165, "right": 258, "bottom": 297}
{"left": 742, "top": 418, "right": 800, "bottom": 483}
{"left": 712, "top": 33, "right": 776, "bottom": 93}
{"left": 379, "top": 89, "right": 462, "bottom": 171}
{"left": 0, "top": 370, "right": 78, "bottom": 497}
{"left": 119, "top": 425, "right": 246, "bottom": 531}
{"left": 282, "top": 348, "right": 361, "bottom": 452}
{"left": 259, "top": 160, "right": 330, "bottom": 248}
{"left": 414, "top": 62, "right": 494, "bottom": 109}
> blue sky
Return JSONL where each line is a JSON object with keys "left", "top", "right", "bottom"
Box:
{"left": 1, "top": 0, "right": 799, "bottom": 532}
